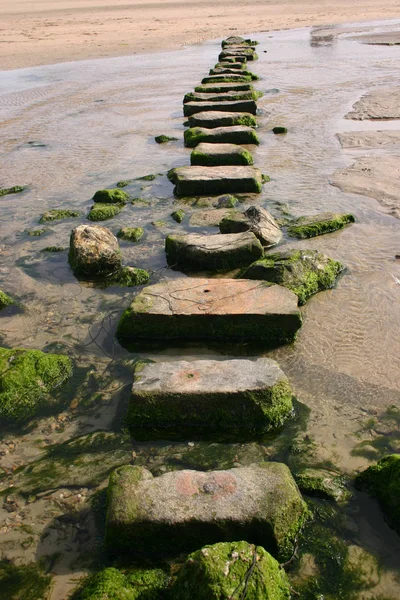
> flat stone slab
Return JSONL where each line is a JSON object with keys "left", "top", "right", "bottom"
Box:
{"left": 188, "top": 111, "right": 257, "bottom": 129}
{"left": 202, "top": 74, "right": 252, "bottom": 84}
{"left": 168, "top": 165, "right": 262, "bottom": 195}
{"left": 214, "top": 61, "right": 244, "bottom": 70}
{"left": 184, "top": 126, "right": 259, "bottom": 148}
{"left": 105, "top": 463, "right": 307, "bottom": 560}
{"left": 191, "top": 142, "right": 253, "bottom": 166}
{"left": 195, "top": 83, "right": 253, "bottom": 93}
{"left": 220, "top": 205, "right": 282, "bottom": 246}
{"left": 219, "top": 50, "right": 257, "bottom": 61}
{"left": 184, "top": 90, "right": 255, "bottom": 103}
{"left": 116, "top": 277, "right": 302, "bottom": 346}
{"left": 189, "top": 208, "right": 235, "bottom": 227}
{"left": 287, "top": 212, "right": 355, "bottom": 238}
{"left": 127, "top": 357, "right": 293, "bottom": 440}
{"left": 184, "top": 99, "right": 257, "bottom": 117}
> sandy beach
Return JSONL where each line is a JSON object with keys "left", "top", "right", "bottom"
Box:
{"left": 1, "top": 0, "right": 400, "bottom": 70}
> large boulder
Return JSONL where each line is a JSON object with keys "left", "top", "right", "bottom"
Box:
{"left": 241, "top": 248, "right": 344, "bottom": 305}
{"left": 116, "top": 277, "right": 302, "bottom": 347}
{"left": 170, "top": 541, "right": 291, "bottom": 600}
{"left": 105, "top": 463, "right": 308, "bottom": 560}
{"left": 165, "top": 231, "right": 263, "bottom": 272}
{"left": 220, "top": 205, "right": 282, "bottom": 247}
{"left": 355, "top": 455, "right": 400, "bottom": 534}
{"left": 128, "top": 357, "right": 293, "bottom": 440}
{"left": 69, "top": 224, "right": 122, "bottom": 276}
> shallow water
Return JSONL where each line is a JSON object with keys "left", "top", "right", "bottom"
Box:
{"left": 0, "top": 19, "right": 399, "bottom": 598}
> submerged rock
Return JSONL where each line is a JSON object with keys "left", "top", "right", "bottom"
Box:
{"left": 188, "top": 110, "right": 257, "bottom": 129}
{"left": 241, "top": 248, "right": 344, "bottom": 305}
{"left": 104, "top": 266, "right": 150, "bottom": 288}
{"left": 92, "top": 188, "right": 130, "bottom": 203}
{"left": 220, "top": 205, "right": 282, "bottom": 247}
{"left": 128, "top": 357, "right": 293, "bottom": 440}
{"left": 0, "top": 290, "right": 14, "bottom": 310}
{"left": 191, "top": 142, "right": 254, "bottom": 166}
{"left": 168, "top": 165, "right": 262, "bottom": 196}
{"left": 170, "top": 541, "right": 291, "bottom": 600}
{"left": 0, "top": 185, "right": 27, "bottom": 197}
{"left": 272, "top": 126, "right": 288, "bottom": 134}
{"left": 355, "top": 454, "right": 400, "bottom": 533}
{"left": 154, "top": 134, "right": 178, "bottom": 143}
{"left": 165, "top": 231, "right": 263, "bottom": 272}
{"left": 69, "top": 224, "right": 122, "bottom": 276}
{"left": 116, "top": 277, "right": 302, "bottom": 347}
{"left": 184, "top": 125, "right": 259, "bottom": 147}
{"left": 171, "top": 209, "right": 186, "bottom": 223}
{"left": 105, "top": 463, "right": 307, "bottom": 560}
{"left": 117, "top": 227, "right": 144, "bottom": 242}
{"left": 287, "top": 212, "right": 355, "bottom": 238}
{"left": 0, "top": 347, "right": 72, "bottom": 421}
{"left": 295, "top": 468, "right": 351, "bottom": 502}
{"left": 87, "top": 203, "right": 124, "bottom": 221}
{"left": 39, "top": 209, "right": 80, "bottom": 223}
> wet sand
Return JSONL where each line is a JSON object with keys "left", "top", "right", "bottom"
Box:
{"left": 1, "top": 0, "right": 400, "bottom": 70}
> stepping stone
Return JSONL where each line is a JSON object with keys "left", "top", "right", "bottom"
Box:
{"left": 127, "top": 357, "right": 294, "bottom": 440}
{"left": 241, "top": 248, "right": 344, "bottom": 305}
{"left": 189, "top": 208, "right": 235, "bottom": 227}
{"left": 214, "top": 61, "right": 244, "bottom": 70}
{"left": 191, "top": 142, "right": 253, "bottom": 166}
{"left": 195, "top": 83, "right": 253, "bottom": 93}
{"left": 116, "top": 277, "right": 302, "bottom": 346}
{"left": 222, "top": 37, "right": 258, "bottom": 48}
{"left": 220, "top": 205, "right": 282, "bottom": 246}
{"left": 168, "top": 165, "right": 262, "bottom": 195}
{"left": 202, "top": 74, "right": 253, "bottom": 84}
{"left": 188, "top": 110, "right": 256, "bottom": 129}
{"left": 184, "top": 90, "right": 256, "bottom": 103}
{"left": 105, "top": 462, "right": 307, "bottom": 560}
{"left": 165, "top": 231, "right": 263, "bottom": 272}
{"left": 287, "top": 212, "right": 355, "bottom": 238}
{"left": 209, "top": 67, "right": 253, "bottom": 76}
{"left": 219, "top": 50, "right": 257, "bottom": 62}
{"left": 184, "top": 126, "right": 259, "bottom": 147}
{"left": 184, "top": 99, "right": 257, "bottom": 117}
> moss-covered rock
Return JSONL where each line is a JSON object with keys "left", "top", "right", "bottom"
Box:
{"left": 272, "top": 126, "right": 287, "bottom": 134}
{"left": 202, "top": 75, "right": 254, "bottom": 84}
{"left": 168, "top": 165, "right": 262, "bottom": 196}
{"left": 92, "top": 188, "right": 130, "bottom": 203}
{"left": 116, "top": 180, "right": 133, "bottom": 188}
{"left": 72, "top": 566, "right": 168, "bottom": 600}
{"left": 184, "top": 90, "right": 259, "bottom": 103}
{"left": 104, "top": 266, "right": 150, "bottom": 288}
{"left": 69, "top": 224, "right": 122, "bottom": 276}
{"left": 355, "top": 454, "right": 400, "bottom": 533}
{"left": 184, "top": 99, "right": 257, "bottom": 117}
{"left": 135, "top": 174, "right": 158, "bottom": 181}
{"left": 154, "top": 134, "right": 178, "bottom": 144}
{"left": 184, "top": 126, "right": 259, "bottom": 148}
{"left": 39, "top": 209, "right": 80, "bottom": 223}
{"left": 295, "top": 468, "right": 352, "bottom": 502}
{"left": 241, "top": 249, "right": 344, "bottom": 305}
{"left": 171, "top": 209, "right": 186, "bottom": 223}
{"left": 0, "top": 185, "right": 27, "bottom": 197}
{"left": 87, "top": 203, "right": 124, "bottom": 221}
{"left": 0, "top": 290, "right": 14, "bottom": 310}
{"left": 117, "top": 227, "right": 144, "bottom": 242}
{"left": 170, "top": 541, "right": 291, "bottom": 600}
{"left": 0, "top": 559, "right": 52, "bottom": 600}
{"left": 287, "top": 212, "right": 355, "bottom": 239}
{"left": 27, "top": 228, "right": 48, "bottom": 236}
{"left": 0, "top": 347, "right": 72, "bottom": 421}
{"left": 41, "top": 246, "right": 65, "bottom": 252}
{"left": 195, "top": 83, "right": 253, "bottom": 93}
{"left": 191, "top": 142, "right": 254, "bottom": 167}
{"left": 188, "top": 111, "right": 257, "bottom": 129}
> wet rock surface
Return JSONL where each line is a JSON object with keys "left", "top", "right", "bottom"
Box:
{"left": 191, "top": 142, "right": 254, "bottom": 166}
{"left": 168, "top": 165, "right": 262, "bottom": 195}
{"left": 184, "top": 125, "right": 259, "bottom": 147}
{"left": 188, "top": 110, "right": 257, "bottom": 128}
{"left": 68, "top": 224, "right": 122, "bottom": 276}
{"left": 287, "top": 212, "right": 355, "bottom": 238}
{"left": 220, "top": 205, "right": 282, "bottom": 246}
{"left": 184, "top": 98, "right": 257, "bottom": 116}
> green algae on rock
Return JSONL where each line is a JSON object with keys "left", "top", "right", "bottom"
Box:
{"left": 92, "top": 188, "right": 130, "bottom": 203}
{"left": 168, "top": 165, "right": 262, "bottom": 196}
{"left": 272, "top": 126, "right": 288, "bottom": 134}
{"left": 0, "top": 185, "right": 27, "bottom": 197}
{"left": 295, "top": 468, "right": 352, "bottom": 502}
{"left": 0, "top": 347, "right": 72, "bottom": 421}
{"left": 69, "top": 224, "right": 122, "bottom": 276}
{"left": 104, "top": 266, "right": 150, "bottom": 288}
{"left": 27, "top": 228, "right": 48, "bottom": 236}
{"left": 135, "top": 173, "right": 158, "bottom": 181}
{"left": 105, "top": 462, "right": 307, "bottom": 561}
{"left": 127, "top": 358, "right": 294, "bottom": 441}
{"left": 220, "top": 205, "right": 282, "bottom": 247}
{"left": 71, "top": 566, "right": 168, "bottom": 600}
{"left": 0, "top": 559, "right": 53, "bottom": 600}
{"left": 195, "top": 83, "right": 253, "bottom": 93}
{"left": 87, "top": 203, "right": 124, "bottom": 221}
{"left": 188, "top": 110, "right": 257, "bottom": 129}
{"left": 241, "top": 249, "right": 344, "bottom": 305}
{"left": 170, "top": 541, "right": 291, "bottom": 600}
{"left": 191, "top": 142, "right": 254, "bottom": 167}
{"left": 117, "top": 227, "right": 144, "bottom": 243}
{"left": 154, "top": 134, "right": 178, "bottom": 143}
{"left": 355, "top": 454, "right": 400, "bottom": 534}
{"left": 184, "top": 99, "right": 257, "bottom": 117}
{"left": 184, "top": 89, "right": 259, "bottom": 103}
{"left": 39, "top": 209, "right": 81, "bottom": 223}
{"left": 171, "top": 209, "right": 186, "bottom": 223}
{"left": 184, "top": 125, "right": 259, "bottom": 148}
{"left": 116, "top": 180, "right": 133, "bottom": 188}
{"left": 0, "top": 290, "right": 14, "bottom": 310}
{"left": 287, "top": 212, "right": 355, "bottom": 239}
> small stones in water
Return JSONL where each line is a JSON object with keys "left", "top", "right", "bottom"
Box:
{"left": 135, "top": 173, "right": 158, "bottom": 181}
{"left": 0, "top": 185, "right": 27, "bottom": 197}
{"left": 287, "top": 212, "right": 355, "bottom": 238}
{"left": 171, "top": 209, "right": 186, "bottom": 223}
{"left": 116, "top": 179, "right": 133, "bottom": 188}
{"left": 41, "top": 246, "right": 65, "bottom": 252}
{"left": 272, "top": 126, "right": 288, "bottom": 134}
{"left": 155, "top": 134, "right": 178, "bottom": 144}
{"left": 104, "top": 266, "right": 150, "bottom": 288}
{"left": 0, "top": 290, "right": 14, "bottom": 310}
{"left": 27, "top": 228, "right": 48, "bottom": 236}
{"left": 87, "top": 203, "right": 124, "bottom": 221}
{"left": 39, "top": 209, "right": 81, "bottom": 223}
{"left": 117, "top": 227, "right": 144, "bottom": 242}
{"left": 92, "top": 188, "right": 130, "bottom": 203}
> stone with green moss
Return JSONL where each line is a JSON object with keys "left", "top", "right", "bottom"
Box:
{"left": 41, "top": 246, "right": 66, "bottom": 252}
{"left": 241, "top": 249, "right": 344, "bottom": 305}
{"left": 104, "top": 266, "right": 150, "bottom": 288}
{"left": 127, "top": 357, "right": 293, "bottom": 441}
{"left": 272, "top": 126, "right": 287, "bottom": 134}
{"left": 0, "top": 290, "right": 14, "bottom": 310}
{"left": 105, "top": 462, "right": 307, "bottom": 560}
{"left": 131, "top": 197, "right": 150, "bottom": 206}
{"left": 116, "top": 180, "right": 133, "bottom": 188}
{"left": 202, "top": 75, "right": 253, "bottom": 85}
{"left": 0, "top": 347, "right": 72, "bottom": 421}
{"left": 220, "top": 206, "right": 282, "bottom": 247}
{"left": 287, "top": 212, "right": 355, "bottom": 239}
{"left": 93, "top": 188, "right": 130, "bottom": 203}
{"left": 184, "top": 90, "right": 259, "bottom": 103}
{"left": 151, "top": 220, "right": 167, "bottom": 228}
{"left": 188, "top": 110, "right": 257, "bottom": 129}
{"left": 170, "top": 541, "right": 291, "bottom": 600}
{"left": 168, "top": 165, "right": 262, "bottom": 196}
{"left": 209, "top": 67, "right": 258, "bottom": 78}
{"left": 355, "top": 454, "right": 400, "bottom": 534}
{"left": 0, "top": 559, "right": 52, "bottom": 600}
{"left": 191, "top": 142, "right": 253, "bottom": 167}
{"left": 195, "top": 83, "right": 253, "bottom": 93}
{"left": 117, "top": 227, "right": 144, "bottom": 242}
{"left": 87, "top": 203, "right": 124, "bottom": 221}
{"left": 171, "top": 209, "right": 186, "bottom": 223}
{"left": 184, "top": 99, "right": 257, "bottom": 117}
{"left": 27, "top": 228, "right": 48, "bottom": 236}
{"left": 219, "top": 50, "right": 258, "bottom": 62}
{"left": 154, "top": 134, "right": 178, "bottom": 144}
{"left": 214, "top": 61, "right": 245, "bottom": 69}
{"left": 39, "top": 209, "right": 81, "bottom": 223}
{"left": 184, "top": 126, "right": 259, "bottom": 148}
{"left": 69, "top": 224, "right": 122, "bottom": 276}
{"left": 0, "top": 185, "right": 27, "bottom": 197}
{"left": 72, "top": 566, "right": 168, "bottom": 600}
{"left": 189, "top": 208, "right": 235, "bottom": 228}
{"left": 135, "top": 174, "right": 157, "bottom": 181}
{"left": 222, "top": 36, "right": 258, "bottom": 47}
{"left": 295, "top": 468, "right": 352, "bottom": 502}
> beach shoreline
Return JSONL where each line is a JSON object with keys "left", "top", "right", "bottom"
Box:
{"left": 1, "top": 0, "right": 400, "bottom": 71}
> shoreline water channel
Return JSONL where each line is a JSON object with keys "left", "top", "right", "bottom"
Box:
{"left": 0, "top": 19, "right": 399, "bottom": 600}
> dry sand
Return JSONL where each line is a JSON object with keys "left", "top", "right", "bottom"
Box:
{"left": 1, "top": 0, "right": 400, "bottom": 70}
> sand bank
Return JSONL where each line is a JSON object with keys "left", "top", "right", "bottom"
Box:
{"left": 1, "top": 0, "right": 400, "bottom": 70}
{"left": 345, "top": 89, "right": 400, "bottom": 120}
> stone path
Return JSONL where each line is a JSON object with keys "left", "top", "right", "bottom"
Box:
{"left": 190, "top": 142, "right": 254, "bottom": 166}
{"left": 183, "top": 99, "right": 257, "bottom": 116}
{"left": 168, "top": 165, "right": 263, "bottom": 195}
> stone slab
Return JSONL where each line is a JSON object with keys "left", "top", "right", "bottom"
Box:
{"left": 210, "top": 67, "right": 251, "bottom": 76}
{"left": 105, "top": 462, "right": 307, "bottom": 560}
{"left": 168, "top": 165, "right": 262, "bottom": 195}
{"left": 128, "top": 358, "right": 293, "bottom": 440}
{"left": 165, "top": 231, "right": 263, "bottom": 272}
{"left": 116, "top": 277, "right": 302, "bottom": 346}
{"left": 219, "top": 50, "right": 257, "bottom": 61}
{"left": 202, "top": 74, "right": 252, "bottom": 84}
{"left": 220, "top": 205, "right": 282, "bottom": 246}
{"left": 188, "top": 110, "right": 256, "bottom": 129}
{"left": 184, "top": 99, "right": 257, "bottom": 116}
{"left": 184, "top": 126, "right": 259, "bottom": 147}
{"left": 287, "top": 212, "right": 355, "bottom": 238}
{"left": 191, "top": 142, "right": 253, "bottom": 166}
{"left": 184, "top": 90, "right": 255, "bottom": 103}
{"left": 214, "top": 61, "right": 244, "bottom": 70}
{"left": 195, "top": 83, "right": 253, "bottom": 93}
